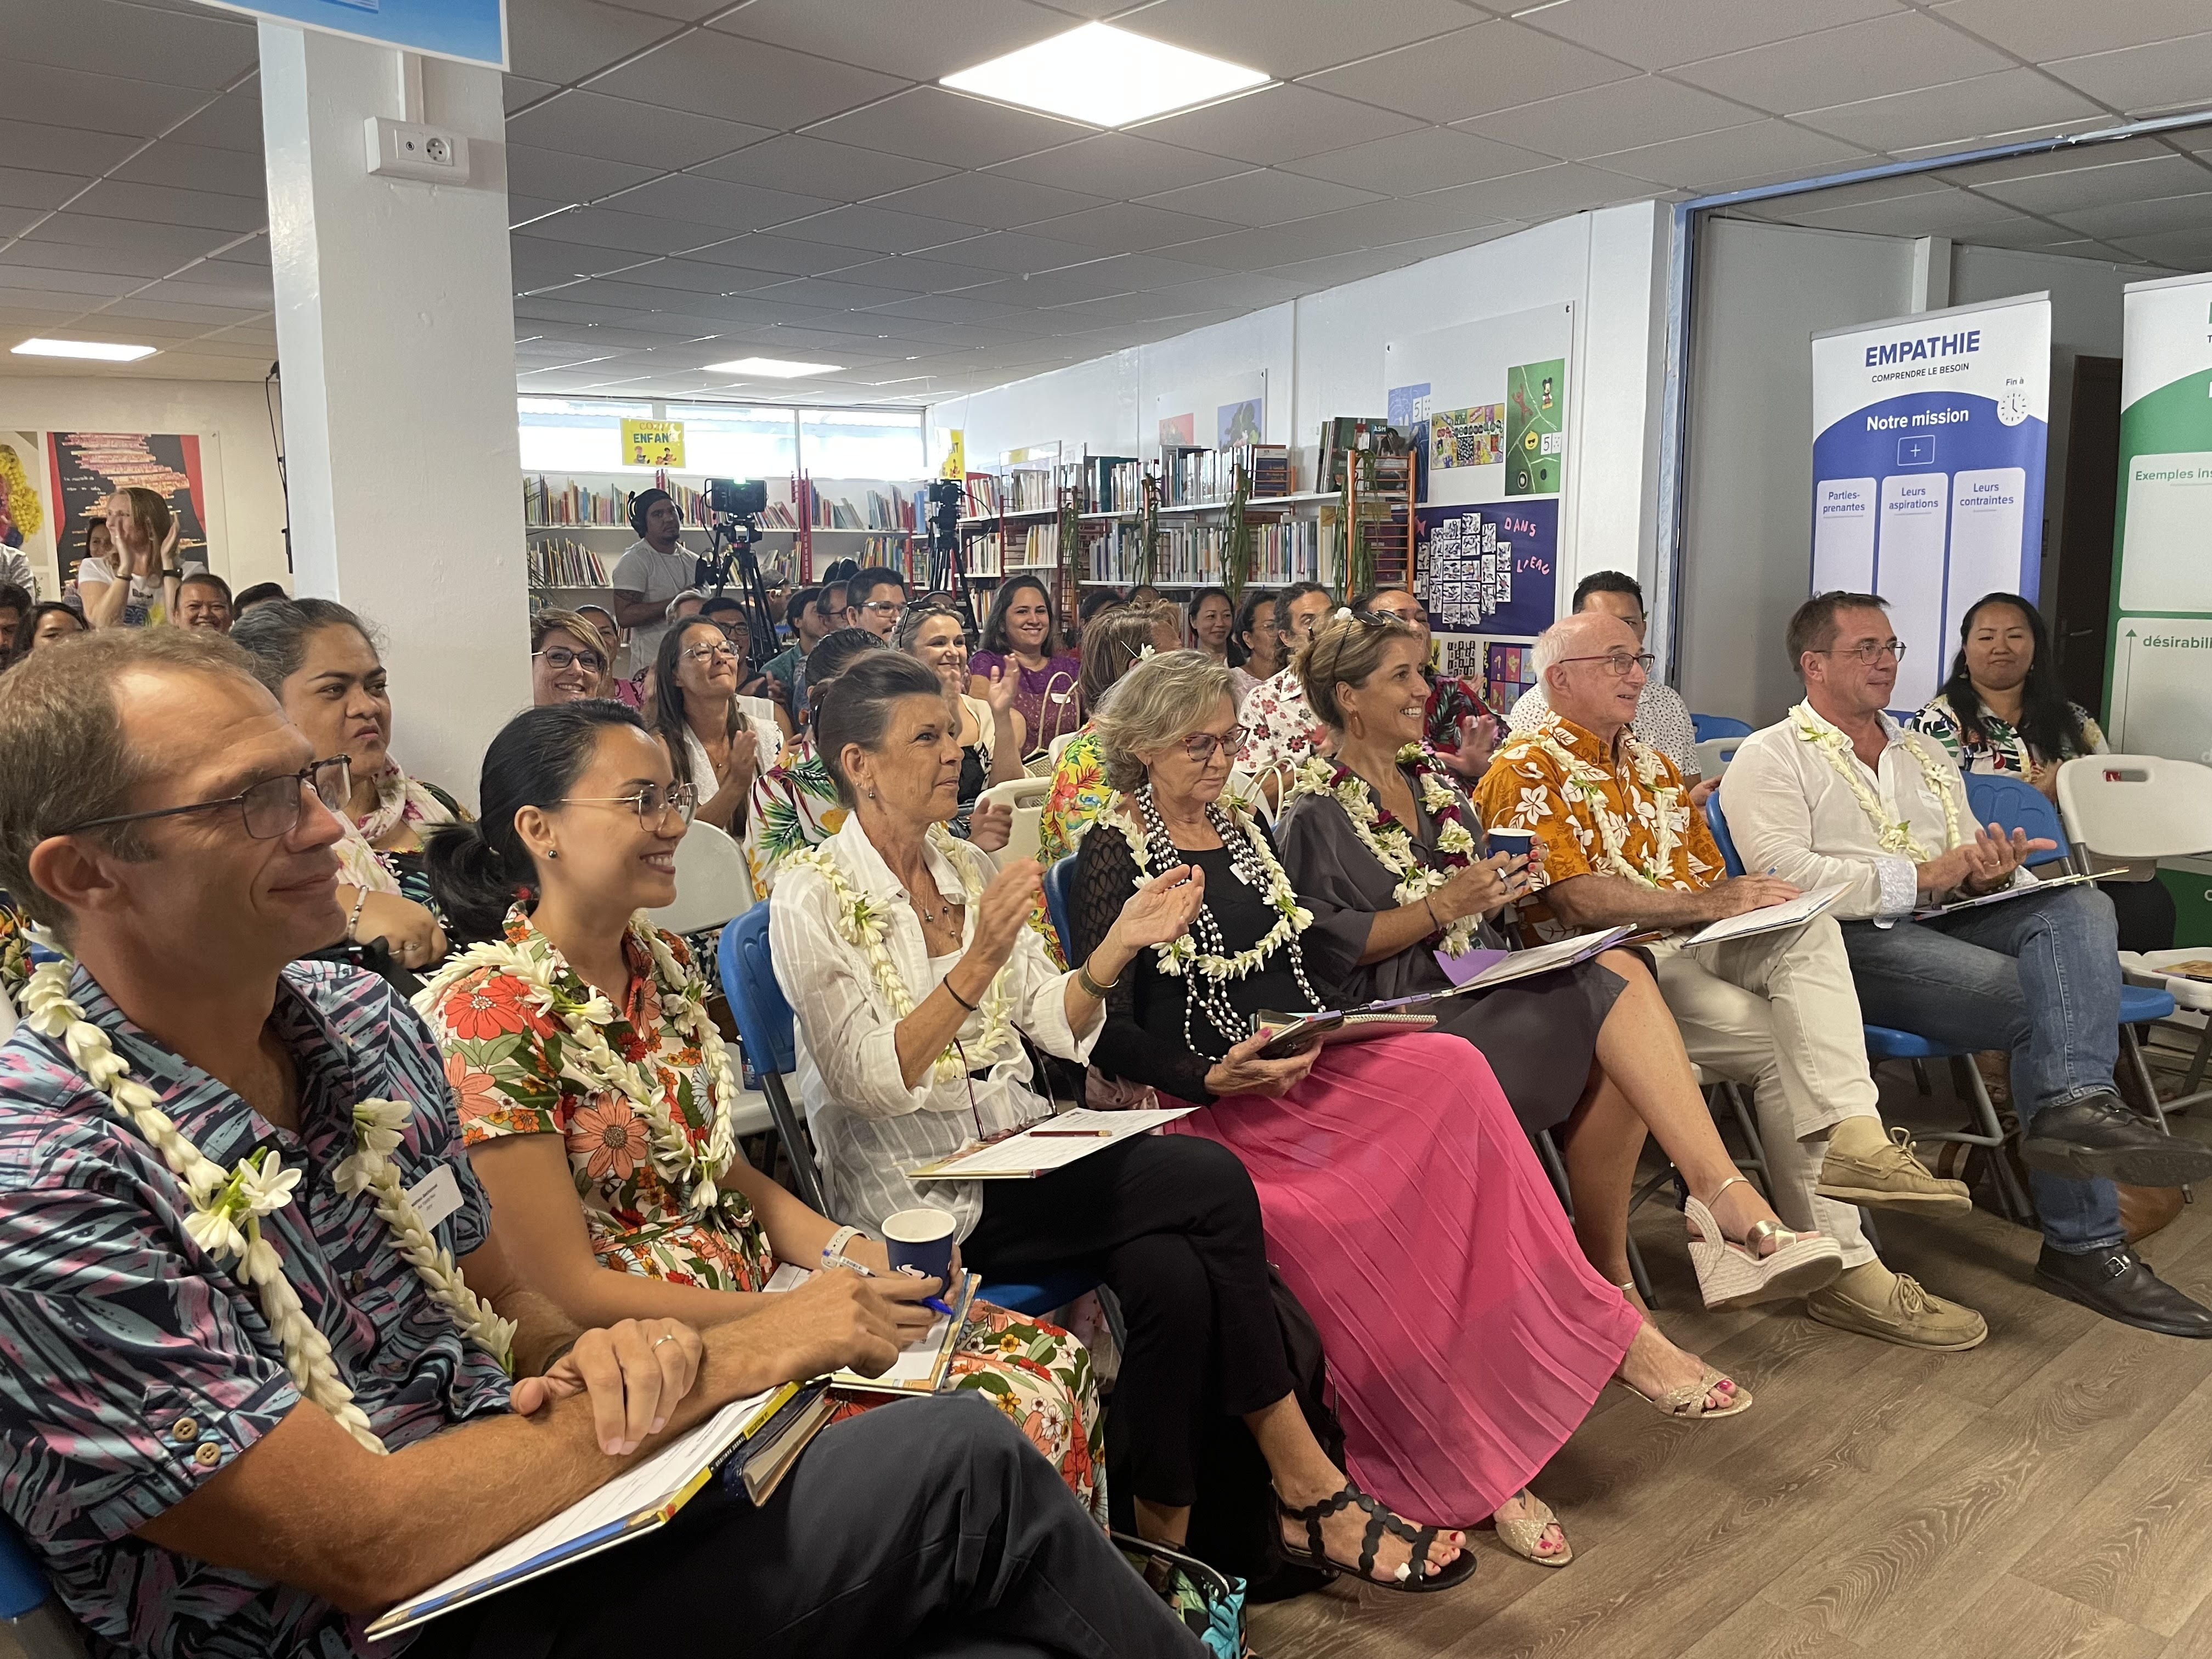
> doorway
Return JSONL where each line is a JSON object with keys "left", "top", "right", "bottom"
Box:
{"left": 2051, "top": 354, "right": 2121, "bottom": 714}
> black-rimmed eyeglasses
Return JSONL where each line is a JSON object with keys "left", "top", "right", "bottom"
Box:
{"left": 534, "top": 646, "right": 606, "bottom": 675}
{"left": 59, "top": 757, "right": 352, "bottom": 840}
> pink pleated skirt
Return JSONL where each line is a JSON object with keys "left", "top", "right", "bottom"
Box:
{"left": 1167, "top": 1031, "right": 1640, "bottom": 1527}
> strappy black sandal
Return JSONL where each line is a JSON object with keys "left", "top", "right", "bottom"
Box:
{"left": 1276, "top": 1480, "right": 1477, "bottom": 1594}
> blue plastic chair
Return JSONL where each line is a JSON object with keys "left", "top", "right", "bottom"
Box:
{"left": 1691, "top": 713, "right": 1754, "bottom": 743}
{"left": 719, "top": 903, "right": 1097, "bottom": 1320}
{"left": 1045, "top": 855, "right": 1077, "bottom": 962}
{"left": 0, "top": 1522, "right": 84, "bottom": 1658}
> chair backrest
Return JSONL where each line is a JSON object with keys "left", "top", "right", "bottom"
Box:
{"left": 1691, "top": 712, "right": 1753, "bottom": 742}
{"left": 978, "top": 776, "right": 1051, "bottom": 865}
{"left": 1703, "top": 791, "right": 1747, "bottom": 877}
{"left": 1961, "top": 771, "right": 2069, "bottom": 866}
{"left": 644, "top": 820, "right": 755, "bottom": 936}
{"left": 2057, "top": 753, "right": 2212, "bottom": 862}
{"left": 1693, "top": 735, "right": 1743, "bottom": 780}
{"left": 719, "top": 905, "right": 795, "bottom": 1076}
{"left": 1045, "top": 855, "right": 1077, "bottom": 960}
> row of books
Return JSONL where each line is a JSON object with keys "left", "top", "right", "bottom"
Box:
{"left": 1079, "top": 454, "right": 1142, "bottom": 514}
{"left": 522, "top": 477, "right": 725, "bottom": 529}
{"left": 1085, "top": 519, "right": 1327, "bottom": 587}
{"left": 807, "top": 484, "right": 924, "bottom": 532}
{"left": 1318, "top": 419, "right": 1416, "bottom": 494}
{"left": 527, "top": 538, "right": 610, "bottom": 588}
{"left": 962, "top": 524, "right": 1062, "bottom": 576}
{"left": 965, "top": 467, "right": 1058, "bottom": 516}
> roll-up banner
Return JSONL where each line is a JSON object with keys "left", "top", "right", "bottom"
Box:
{"left": 1809, "top": 294, "right": 2051, "bottom": 712}
{"left": 2108, "top": 272, "right": 2212, "bottom": 765}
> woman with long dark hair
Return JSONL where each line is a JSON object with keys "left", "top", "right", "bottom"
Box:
{"left": 647, "top": 616, "right": 774, "bottom": 836}
{"left": 1187, "top": 586, "right": 1233, "bottom": 667}
{"left": 1910, "top": 591, "right": 2172, "bottom": 952}
{"left": 968, "top": 574, "right": 1080, "bottom": 758}
{"left": 1229, "top": 588, "right": 1281, "bottom": 709}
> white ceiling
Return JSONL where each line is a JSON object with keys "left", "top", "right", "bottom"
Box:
{"left": 5, "top": 0, "right": 2212, "bottom": 404}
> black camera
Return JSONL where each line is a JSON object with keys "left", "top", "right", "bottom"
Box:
{"left": 704, "top": 477, "right": 767, "bottom": 517}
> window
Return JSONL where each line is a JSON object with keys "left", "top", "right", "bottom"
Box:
{"left": 799, "top": 408, "right": 926, "bottom": 477}
{"left": 661, "top": 403, "right": 798, "bottom": 478}
{"left": 515, "top": 399, "right": 926, "bottom": 479}
{"left": 516, "top": 397, "right": 654, "bottom": 472}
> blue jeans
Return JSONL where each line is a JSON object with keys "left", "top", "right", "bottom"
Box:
{"left": 1839, "top": 884, "right": 2124, "bottom": 1254}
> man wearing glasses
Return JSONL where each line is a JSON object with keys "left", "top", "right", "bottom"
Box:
{"left": 1722, "top": 591, "right": 2212, "bottom": 1336}
{"left": 1479, "top": 605, "right": 1991, "bottom": 1353}
{"left": 842, "top": 566, "right": 907, "bottom": 641}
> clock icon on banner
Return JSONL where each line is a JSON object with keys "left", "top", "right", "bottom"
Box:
{"left": 1997, "top": 387, "right": 2030, "bottom": 426}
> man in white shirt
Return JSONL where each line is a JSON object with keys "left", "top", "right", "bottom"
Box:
{"left": 608, "top": 488, "right": 696, "bottom": 666}
{"left": 1722, "top": 591, "right": 2212, "bottom": 1337}
{"left": 1482, "top": 609, "right": 1985, "bottom": 1351}
{"left": 1508, "top": 571, "right": 1703, "bottom": 787}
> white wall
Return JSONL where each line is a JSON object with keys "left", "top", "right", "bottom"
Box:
{"left": 929, "top": 201, "right": 1671, "bottom": 603}
{"left": 0, "top": 375, "right": 290, "bottom": 597}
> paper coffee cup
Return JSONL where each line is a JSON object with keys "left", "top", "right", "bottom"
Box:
{"left": 1486, "top": 826, "right": 1536, "bottom": 861}
{"left": 882, "top": 1207, "right": 956, "bottom": 1287}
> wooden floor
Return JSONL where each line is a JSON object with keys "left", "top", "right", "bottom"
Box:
{"left": 1251, "top": 1063, "right": 2212, "bottom": 1659}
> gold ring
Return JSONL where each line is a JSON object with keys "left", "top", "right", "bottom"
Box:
{"left": 651, "top": 1333, "right": 678, "bottom": 1350}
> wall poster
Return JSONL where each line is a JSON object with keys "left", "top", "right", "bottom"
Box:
{"left": 46, "top": 431, "right": 215, "bottom": 573}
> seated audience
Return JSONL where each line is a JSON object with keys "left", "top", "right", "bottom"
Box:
{"left": 1228, "top": 586, "right": 1282, "bottom": 709}
{"left": 1077, "top": 587, "right": 1126, "bottom": 628}
{"left": 1040, "top": 602, "right": 1184, "bottom": 874}
{"left": 232, "top": 579, "right": 291, "bottom": 616}
{"left": 569, "top": 602, "right": 633, "bottom": 703}
{"left": 698, "top": 595, "right": 789, "bottom": 731}
{"left": 1283, "top": 610, "right": 1836, "bottom": 1335}
{"left": 1722, "top": 591, "right": 2212, "bottom": 1335}
{"left": 21, "top": 601, "right": 87, "bottom": 654}
{"left": 233, "top": 598, "right": 458, "bottom": 971}
{"left": 1911, "top": 591, "right": 2174, "bottom": 954}
{"left": 1187, "top": 586, "right": 1233, "bottom": 665}
{"left": 531, "top": 608, "right": 609, "bottom": 706}
{"left": 1508, "top": 572, "right": 1703, "bottom": 789}
{"left": 0, "top": 626, "right": 1194, "bottom": 1659}
{"left": 899, "top": 602, "right": 1024, "bottom": 834}
{"left": 1351, "top": 588, "right": 1499, "bottom": 782}
{"left": 1481, "top": 609, "right": 1985, "bottom": 1350}
{"left": 420, "top": 701, "right": 1105, "bottom": 1513}
{"left": 175, "top": 570, "right": 234, "bottom": 633}
{"left": 844, "top": 565, "right": 908, "bottom": 640}
{"left": 761, "top": 582, "right": 823, "bottom": 716}
{"left": 648, "top": 617, "right": 773, "bottom": 838}
{"left": 1239, "top": 582, "right": 1338, "bottom": 782}
{"left": 0, "top": 581, "right": 28, "bottom": 659}
{"left": 746, "top": 629, "right": 890, "bottom": 893}
{"left": 1071, "top": 650, "right": 1754, "bottom": 1568}
{"left": 774, "top": 650, "right": 1468, "bottom": 1589}
{"left": 968, "top": 574, "right": 1081, "bottom": 758}
{"left": 1128, "top": 583, "right": 1165, "bottom": 610}
{"left": 80, "top": 488, "right": 198, "bottom": 629}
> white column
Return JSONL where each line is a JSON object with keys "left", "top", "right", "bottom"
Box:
{"left": 1909, "top": 236, "right": 1954, "bottom": 314}
{"left": 259, "top": 20, "right": 526, "bottom": 808}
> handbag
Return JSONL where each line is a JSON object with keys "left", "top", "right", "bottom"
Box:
{"left": 1114, "top": 1532, "right": 1251, "bottom": 1659}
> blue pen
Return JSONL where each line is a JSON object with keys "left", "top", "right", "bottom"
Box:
{"left": 840, "top": 1257, "right": 956, "bottom": 1318}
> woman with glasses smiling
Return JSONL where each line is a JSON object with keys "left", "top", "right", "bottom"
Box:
{"left": 647, "top": 617, "right": 777, "bottom": 837}
{"left": 531, "top": 609, "right": 611, "bottom": 706}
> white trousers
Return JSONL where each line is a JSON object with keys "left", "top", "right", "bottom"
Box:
{"left": 1649, "top": 915, "right": 1881, "bottom": 1271}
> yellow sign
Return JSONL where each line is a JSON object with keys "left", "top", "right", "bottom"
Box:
{"left": 621, "top": 419, "right": 686, "bottom": 468}
{"left": 939, "top": 429, "right": 965, "bottom": 478}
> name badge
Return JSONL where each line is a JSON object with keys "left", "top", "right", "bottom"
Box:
{"left": 405, "top": 1164, "right": 465, "bottom": 1232}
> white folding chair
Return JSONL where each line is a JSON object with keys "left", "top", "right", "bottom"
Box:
{"left": 1694, "top": 736, "right": 1743, "bottom": 780}
{"left": 977, "top": 776, "right": 1051, "bottom": 865}
{"left": 645, "top": 820, "right": 756, "bottom": 936}
{"left": 2057, "top": 754, "right": 2212, "bottom": 1114}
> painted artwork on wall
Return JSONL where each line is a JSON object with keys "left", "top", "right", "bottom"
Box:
{"left": 1504, "top": 359, "right": 1566, "bottom": 496}
{"left": 1415, "top": 498, "right": 1558, "bottom": 638}
{"left": 1216, "top": 397, "right": 1262, "bottom": 448}
{"left": 1158, "top": 412, "right": 1196, "bottom": 448}
{"left": 46, "top": 431, "right": 212, "bottom": 568}
{"left": 1432, "top": 404, "right": 1503, "bottom": 470}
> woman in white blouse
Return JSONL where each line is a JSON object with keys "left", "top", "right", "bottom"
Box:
{"left": 771, "top": 651, "right": 1476, "bottom": 1593}
{"left": 648, "top": 616, "right": 773, "bottom": 835}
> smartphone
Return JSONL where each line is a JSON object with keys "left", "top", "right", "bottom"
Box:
{"left": 1250, "top": 1010, "right": 1345, "bottom": 1060}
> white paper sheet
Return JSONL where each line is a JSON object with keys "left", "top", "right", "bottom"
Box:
{"left": 906, "top": 1107, "right": 1197, "bottom": 1179}
{"left": 1680, "top": 883, "right": 1850, "bottom": 947}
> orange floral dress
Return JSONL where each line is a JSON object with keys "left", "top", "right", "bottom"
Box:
{"left": 424, "top": 907, "right": 1104, "bottom": 1517}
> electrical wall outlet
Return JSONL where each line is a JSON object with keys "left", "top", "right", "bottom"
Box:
{"left": 365, "top": 116, "right": 470, "bottom": 184}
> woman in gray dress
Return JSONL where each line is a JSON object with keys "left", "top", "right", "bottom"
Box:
{"left": 1276, "top": 608, "right": 1819, "bottom": 1328}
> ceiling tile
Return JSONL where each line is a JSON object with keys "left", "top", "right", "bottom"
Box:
{"left": 957, "top": 263, "right": 1147, "bottom": 308}
{"left": 504, "top": 144, "right": 659, "bottom": 206}
{"left": 69, "top": 179, "right": 263, "bottom": 235}
{"left": 1963, "top": 149, "right": 2212, "bottom": 213}
{"left": 1793, "top": 69, "right": 2107, "bottom": 154}
{"left": 770, "top": 201, "right": 989, "bottom": 253}
{"left": 1283, "top": 126, "right": 1554, "bottom": 191}
{"left": 802, "top": 87, "right": 1094, "bottom": 170}
{"left": 2044, "top": 31, "right": 2212, "bottom": 115}
{"left": 679, "top": 232, "right": 880, "bottom": 276}
{"left": 690, "top": 134, "right": 957, "bottom": 200}
{"left": 1452, "top": 76, "right": 1763, "bottom": 161}
{"left": 1140, "top": 269, "right": 1310, "bottom": 309}
{"left": 1525, "top": 0, "right": 1901, "bottom": 73}
{"left": 1127, "top": 84, "right": 1424, "bottom": 166}
{"left": 1135, "top": 167, "right": 1384, "bottom": 225}
{"left": 4, "top": 0, "right": 256, "bottom": 90}
{"left": 2103, "top": 226, "right": 2212, "bottom": 267}
{"left": 1013, "top": 200, "right": 1244, "bottom": 251}
{"left": 1301, "top": 20, "right": 1635, "bottom": 126}
{"left": 162, "top": 90, "right": 264, "bottom": 155}
{"left": 20, "top": 212, "right": 233, "bottom": 262}
{"left": 2051, "top": 189, "right": 2212, "bottom": 240}
{"left": 1931, "top": 135, "right": 2173, "bottom": 185}
{"left": 0, "top": 239, "right": 178, "bottom": 280}
{"left": 0, "top": 167, "right": 93, "bottom": 213}
{"left": 862, "top": 291, "right": 1052, "bottom": 324}
{"left": 1671, "top": 12, "right": 2013, "bottom": 115}
{"left": 596, "top": 172, "right": 838, "bottom": 232}
{"left": 509, "top": 0, "right": 678, "bottom": 86}
{"left": 914, "top": 227, "right": 1114, "bottom": 274}
{"left": 594, "top": 256, "right": 795, "bottom": 294}
{"left": 985, "top": 132, "right": 1250, "bottom": 196}
{"left": 516, "top": 205, "right": 724, "bottom": 257}
{"left": 588, "top": 30, "right": 905, "bottom": 130}
{"left": 1788, "top": 185, "right": 2040, "bottom": 235}
{"left": 1931, "top": 0, "right": 2212, "bottom": 66}
{"left": 826, "top": 252, "right": 1016, "bottom": 292}
{"left": 868, "top": 172, "right": 1108, "bottom": 230}
{"left": 1129, "top": 0, "right": 1479, "bottom": 80}
{"left": 713, "top": 0, "right": 1073, "bottom": 80}
{"left": 1726, "top": 174, "right": 1951, "bottom": 219}
{"left": 4, "top": 66, "right": 221, "bottom": 142}
{"left": 1592, "top": 119, "right": 1874, "bottom": 189}
{"left": 503, "top": 91, "right": 773, "bottom": 170}
{"left": 504, "top": 76, "right": 562, "bottom": 115}
{"left": 0, "top": 118, "right": 144, "bottom": 179}
{"left": 110, "top": 137, "right": 266, "bottom": 198}
{"left": 746, "top": 275, "right": 930, "bottom": 312}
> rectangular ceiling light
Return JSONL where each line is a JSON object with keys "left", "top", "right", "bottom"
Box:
{"left": 12, "top": 336, "right": 158, "bottom": 362}
{"left": 702, "top": 356, "right": 843, "bottom": 378}
{"left": 943, "top": 23, "right": 1269, "bottom": 128}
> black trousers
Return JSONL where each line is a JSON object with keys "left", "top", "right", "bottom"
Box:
{"left": 961, "top": 1134, "right": 1296, "bottom": 1510}
{"left": 411, "top": 1395, "right": 1200, "bottom": 1659}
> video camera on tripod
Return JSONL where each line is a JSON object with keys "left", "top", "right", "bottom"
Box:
{"left": 695, "top": 476, "right": 780, "bottom": 675}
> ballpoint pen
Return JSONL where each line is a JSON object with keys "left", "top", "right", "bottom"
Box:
{"left": 833, "top": 1257, "right": 956, "bottom": 1319}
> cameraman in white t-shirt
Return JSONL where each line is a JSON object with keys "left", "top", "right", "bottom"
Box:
{"left": 608, "top": 488, "right": 696, "bottom": 665}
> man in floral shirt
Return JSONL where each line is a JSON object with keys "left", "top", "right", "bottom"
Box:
{"left": 0, "top": 629, "right": 1199, "bottom": 1659}
{"left": 1476, "top": 609, "right": 1989, "bottom": 1353}
{"left": 1239, "top": 582, "right": 1338, "bottom": 789}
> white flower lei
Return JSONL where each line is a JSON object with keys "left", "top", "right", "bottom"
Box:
{"left": 1109, "top": 794, "right": 1314, "bottom": 981}
{"left": 415, "top": 909, "right": 742, "bottom": 1218}
{"left": 22, "top": 957, "right": 516, "bottom": 1455}
{"left": 783, "top": 825, "right": 1015, "bottom": 1084}
{"left": 1516, "top": 716, "right": 1684, "bottom": 889}
{"left": 1286, "top": 743, "right": 1482, "bottom": 956}
{"left": 1790, "top": 705, "right": 1960, "bottom": 862}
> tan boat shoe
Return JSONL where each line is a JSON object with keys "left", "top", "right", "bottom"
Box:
{"left": 1807, "top": 1272, "right": 1988, "bottom": 1351}
{"left": 1816, "top": 1126, "right": 1973, "bottom": 1214}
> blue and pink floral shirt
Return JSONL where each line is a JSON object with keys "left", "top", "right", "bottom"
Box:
{"left": 0, "top": 960, "right": 508, "bottom": 1659}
